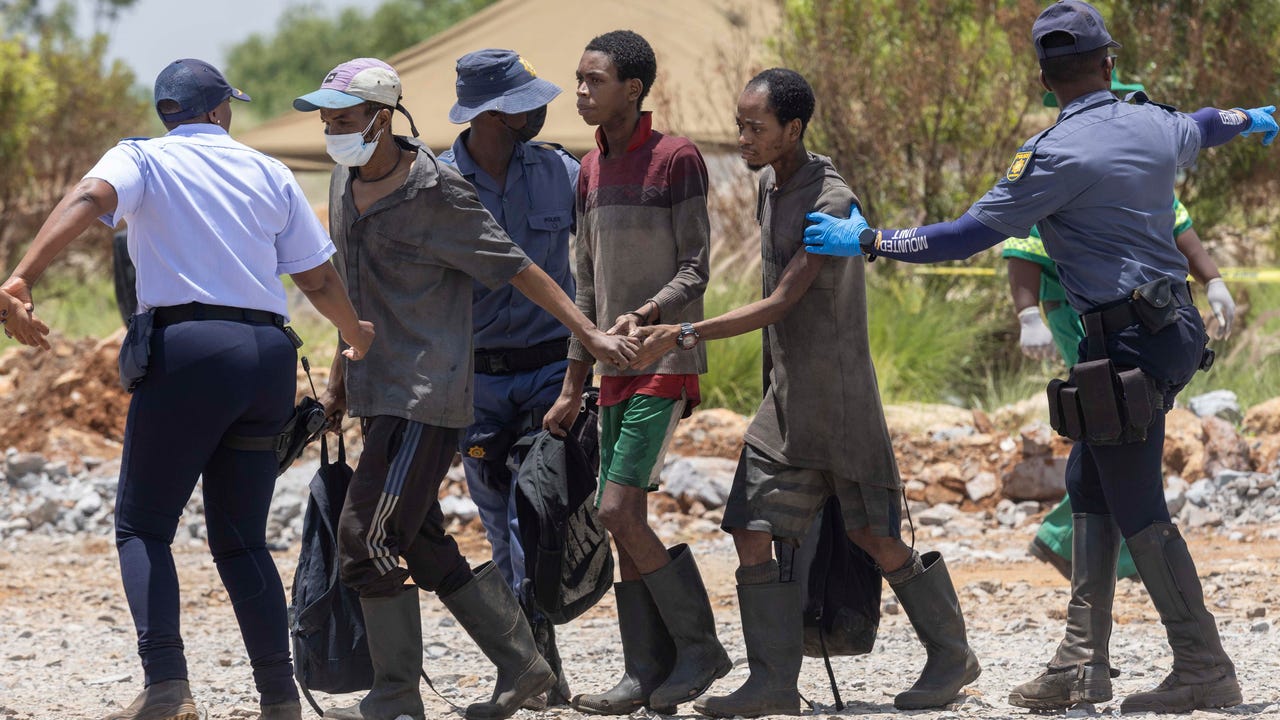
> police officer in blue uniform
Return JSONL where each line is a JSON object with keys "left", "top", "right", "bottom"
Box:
{"left": 802, "top": 1, "right": 1277, "bottom": 714}
{"left": 0, "top": 59, "right": 374, "bottom": 720}
{"left": 439, "top": 48, "right": 579, "bottom": 707}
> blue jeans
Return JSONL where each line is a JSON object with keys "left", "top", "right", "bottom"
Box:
{"left": 461, "top": 360, "right": 567, "bottom": 597}
{"left": 115, "top": 319, "right": 297, "bottom": 703}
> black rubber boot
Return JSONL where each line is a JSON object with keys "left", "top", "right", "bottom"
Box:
{"left": 325, "top": 587, "right": 425, "bottom": 720}
{"left": 441, "top": 562, "right": 556, "bottom": 720}
{"left": 99, "top": 679, "right": 198, "bottom": 720}
{"left": 520, "top": 613, "right": 570, "bottom": 709}
{"left": 1010, "top": 514, "right": 1121, "bottom": 710}
{"left": 1120, "top": 523, "right": 1241, "bottom": 714}
{"left": 642, "top": 544, "right": 733, "bottom": 711}
{"left": 889, "top": 551, "right": 982, "bottom": 710}
{"left": 694, "top": 581, "right": 802, "bottom": 718}
{"left": 570, "top": 580, "right": 676, "bottom": 715}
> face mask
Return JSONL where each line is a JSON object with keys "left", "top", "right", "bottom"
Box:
{"left": 504, "top": 105, "right": 548, "bottom": 143}
{"left": 325, "top": 114, "right": 382, "bottom": 167}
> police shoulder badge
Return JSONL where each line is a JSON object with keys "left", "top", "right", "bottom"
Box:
{"left": 1006, "top": 149, "right": 1032, "bottom": 182}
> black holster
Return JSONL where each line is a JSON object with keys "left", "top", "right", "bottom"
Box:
{"left": 117, "top": 309, "right": 155, "bottom": 392}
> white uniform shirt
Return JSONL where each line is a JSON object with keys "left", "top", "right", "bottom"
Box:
{"left": 86, "top": 123, "right": 334, "bottom": 317}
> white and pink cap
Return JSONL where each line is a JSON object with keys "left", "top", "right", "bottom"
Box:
{"left": 294, "top": 58, "right": 402, "bottom": 111}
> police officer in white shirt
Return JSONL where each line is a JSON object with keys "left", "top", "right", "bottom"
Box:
{"left": 0, "top": 58, "right": 374, "bottom": 720}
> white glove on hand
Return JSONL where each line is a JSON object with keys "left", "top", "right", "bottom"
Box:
{"left": 1205, "top": 277, "right": 1235, "bottom": 340}
{"left": 1018, "top": 306, "right": 1056, "bottom": 360}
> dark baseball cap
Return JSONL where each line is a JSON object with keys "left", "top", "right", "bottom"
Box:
{"left": 154, "top": 59, "right": 250, "bottom": 122}
{"left": 1032, "top": 1, "right": 1121, "bottom": 60}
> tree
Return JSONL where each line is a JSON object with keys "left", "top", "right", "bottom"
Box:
{"left": 0, "top": 2, "right": 147, "bottom": 271}
{"left": 224, "top": 0, "right": 496, "bottom": 121}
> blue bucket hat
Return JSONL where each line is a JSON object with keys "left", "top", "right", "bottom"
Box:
{"left": 154, "top": 59, "right": 250, "bottom": 123}
{"left": 448, "top": 49, "right": 561, "bottom": 124}
{"left": 1032, "top": 0, "right": 1121, "bottom": 60}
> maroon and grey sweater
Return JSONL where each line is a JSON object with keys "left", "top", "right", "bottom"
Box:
{"left": 567, "top": 112, "right": 710, "bottom": 378}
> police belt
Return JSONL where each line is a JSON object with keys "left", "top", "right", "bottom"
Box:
{"left": 1080, "top": 281, "right": 1193, "bottom": 337}
{"left": 154, "top": 302, "right": 284, "bottom": 328}
{"left": 474, "top": 337, "right": 569, "bottom": 375}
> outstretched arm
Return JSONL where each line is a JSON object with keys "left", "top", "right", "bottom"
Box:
{"left": 629, "top": 249, "right": 826, "bottom": 369}
{"left": 1191, "top": 105, "right": 1276, "bottom": 147}
{"left": 803, "top": 202, "right": 1006, "bottom": 263}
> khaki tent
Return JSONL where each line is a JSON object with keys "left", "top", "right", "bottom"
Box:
{"left": 237, "top": 0, "right": 780, "bottom": 171}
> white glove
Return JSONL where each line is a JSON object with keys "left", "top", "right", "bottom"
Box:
{"left": 1205, "top": 277, "right": 1235, "bottom": 340}
{"left": 1018, "top": 306, "right": 1057, "bottom": 360}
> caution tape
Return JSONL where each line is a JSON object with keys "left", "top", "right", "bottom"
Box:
{"left": 908, "top": 266, "right": 1280, "bottom": 283}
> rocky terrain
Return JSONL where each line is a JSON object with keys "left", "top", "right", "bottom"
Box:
{"left": 2, "top": 335, "right": 1280, "bottom": 718}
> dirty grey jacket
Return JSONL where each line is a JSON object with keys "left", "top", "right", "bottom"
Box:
{"left": 328, "top": 138, "right": 532, "bottom": 428}
{"left": 744, "top": 154, "right": 901, "bottom": 489}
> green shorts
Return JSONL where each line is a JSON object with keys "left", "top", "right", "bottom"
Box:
{"left": 598, "top": 393, "right": 686, "bottom": 497}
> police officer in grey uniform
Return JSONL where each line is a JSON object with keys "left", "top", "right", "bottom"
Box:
{"left": 802, "top": 1, "right": 1277, "bottom": 714}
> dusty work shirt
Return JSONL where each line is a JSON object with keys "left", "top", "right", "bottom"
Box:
{"left": 439, "top": 133, "right": 579, "bottom": 351}
{"left": 566, "top": 112, "right": 709, "bottom": 376}
{"left": 329, "top": 137, "right": 532, "bottom": 428}
{"left": 87, "top": 124, "right": 334, "bottom": 317}
{"left": 743, "top": 154, "right": 900, "bottom": 489}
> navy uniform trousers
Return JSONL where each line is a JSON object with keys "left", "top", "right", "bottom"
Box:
{"left": 115, "top": 318, "right": 297, "bottom": 704}
{"left": 1065, "top": 306, "right": 1208, "bottom": 537}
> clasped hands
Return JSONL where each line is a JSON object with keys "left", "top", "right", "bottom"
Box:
{"left": 588, "top": 312, "right": 679, "bottom": 371}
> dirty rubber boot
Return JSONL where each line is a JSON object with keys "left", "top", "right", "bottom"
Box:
{"left": 100, "top": 679, "right": 198, "bottom": 720}
{"left": 1010, "top": 514, "right": 1121, "bottom": 710}
{"left": 533, "top": 615, "right": 571, "bottom": 707}
{"left": 441, "top": 562, "right": 556, "bottom": 720}
{"left": 642, "top": 544, "right": 733, "bottom": 711}
{"left": 694, "top": 581, "right": 802, "bottom": 718}
{"left": 571, "top": 580, "right": 677, "bottom": 715}
{"left": 325, "top": 587, "right": 425, "bottom": 720}
{"left": 889, "top": 551, "right": 982, "bottom": 710}
{"left": 1120, "top": 523, "right": 1242, "bottom": 714}
{"left": 258, "top": 699, "right": 302, "bottom": 719}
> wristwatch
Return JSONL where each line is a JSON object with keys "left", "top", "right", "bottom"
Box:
{"left": 676, "top": 322, "right": 700, "bottom": 350}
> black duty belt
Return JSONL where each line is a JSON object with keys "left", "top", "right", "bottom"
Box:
{"left": 153, "top": 302, "right": 285, "bottom": 328}
{"left": 1082, "top": 281, "right": 1193, "bottom": 336}
{"left": 474, "top": 337, "right": 569, "bottom": 375}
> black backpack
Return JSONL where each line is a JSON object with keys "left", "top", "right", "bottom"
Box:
{"left": 775, "top": 496, "right": 882, "bottom": 709}
{"left": 512, "top": 420, "right": 614, "bottom": 625}
{"left": 290, "top": 435, "right": 373, "bottom": 714}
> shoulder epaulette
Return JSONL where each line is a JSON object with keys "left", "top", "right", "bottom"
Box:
{"left": 1127, "top": 91, "right": 1178, "bottom": 113}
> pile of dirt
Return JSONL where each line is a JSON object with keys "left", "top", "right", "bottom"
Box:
{"left": 0, "top": 331, "right": 130, "bottom": 467}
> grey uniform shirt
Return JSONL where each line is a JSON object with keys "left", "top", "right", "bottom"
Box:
{"left": 743, "top": 154, "right": 900, "bottom": 489}
{"left": 329, "top": 137, "right": 533, "bottom": 428}
{"left": 968, "top": 90, "right": 1202, "bottom": 311}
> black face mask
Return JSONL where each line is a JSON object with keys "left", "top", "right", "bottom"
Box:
{"left": 506, "top": 105, "right": 548, "bottom": 143}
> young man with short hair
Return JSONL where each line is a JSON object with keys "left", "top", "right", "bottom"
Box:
{"left": 295, "top": 57, "right": 636, "bottom": 720}
{"left": 633, "top": 68, "right": 980, "bottom": 717}
{"left": 541, "top": 29, "right": 729, "bottom": 715}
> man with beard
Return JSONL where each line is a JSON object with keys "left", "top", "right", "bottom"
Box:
{"left": 632, "top": 68, "right": 980, "bottom": 717}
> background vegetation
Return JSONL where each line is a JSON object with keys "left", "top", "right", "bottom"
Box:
{"left": 4, "top": 0, "right": 1280, "bottom": 418}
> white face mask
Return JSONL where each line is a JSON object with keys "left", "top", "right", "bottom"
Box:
{"left": 325, "top": 114, "right": 382, "bottom": 167}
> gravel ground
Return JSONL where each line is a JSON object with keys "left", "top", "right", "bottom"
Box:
{"left": 2, "top": 511, "right": 1279, "bottom": 720}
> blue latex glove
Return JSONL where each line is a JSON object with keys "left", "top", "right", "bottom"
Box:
{"left": 1238, "top": 105, "right": 1278, "bottom": 146}
{"left": 804, "top": 201, "right": 869, "bottom": 257}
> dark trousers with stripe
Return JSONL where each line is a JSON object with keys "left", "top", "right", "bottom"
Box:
{"left": 114, "top": 319, "right": 297, "bottom": 703}
{"left": 337, "top": 416, "right": 471, "bottom": 598}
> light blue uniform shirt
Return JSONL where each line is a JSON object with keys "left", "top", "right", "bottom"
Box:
{"left": 86, "top": 123, "right": 335, "bottom": 318}
{"left": 968, "top": 90, "right": 1202, "bottom": 311}
{"left": 439, "top": 133, "right": 578, "bottom": 350}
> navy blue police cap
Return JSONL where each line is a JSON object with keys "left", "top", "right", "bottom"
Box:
{"left": 1032, "top": 1, "right": 1122, "bottom": 60}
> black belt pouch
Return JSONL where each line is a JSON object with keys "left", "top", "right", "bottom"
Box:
{"left": 1072, "top": 359, "right": 1124, "bottom": 444}
{"left": 1131, "top": 276, "right": 1177, "bottom": 334}
{"left": 118, "top": 309, "right": 155, "bottom": 392}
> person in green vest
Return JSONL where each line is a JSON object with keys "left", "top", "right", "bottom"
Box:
{"left": 1005, "top": 74, "right": 1237, "bottom": 581}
